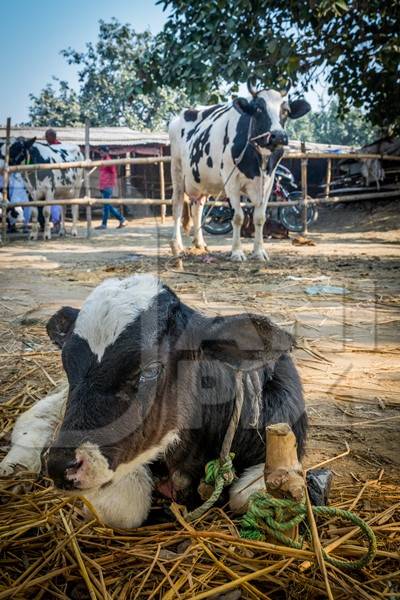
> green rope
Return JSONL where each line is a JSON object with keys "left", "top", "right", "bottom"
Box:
{"left": 185, "top": 453, "right": 236, "bottom": 522}
{"left": 240, "top": 492, "right": 377, "bottom": 570}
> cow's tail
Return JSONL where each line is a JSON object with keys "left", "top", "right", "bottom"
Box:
{"left": 182, "top": 196, "right": 192, "bottom": 234}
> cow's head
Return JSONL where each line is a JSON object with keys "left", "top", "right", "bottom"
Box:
{"left": 47, "top": 274, "right": 292, "bottom": 493}
{"left": 234, "top": 78, "right": 311, "bottom": 151}
{"left": 0, "top": 137, "right": 36, "bottom": 169}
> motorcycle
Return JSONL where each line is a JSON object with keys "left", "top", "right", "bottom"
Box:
{"left": 202, "top": 164, "right": 318, "bottom": 235}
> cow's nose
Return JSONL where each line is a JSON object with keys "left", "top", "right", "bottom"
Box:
{"left": 269, "top": 130, "right": 288, "bottom": 147}
{"left": 47, "top": 449, "right": 82, "bottom": 490}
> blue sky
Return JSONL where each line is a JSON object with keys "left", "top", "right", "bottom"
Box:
{"left": 1, "top": 1, "right": 324, "bottom": 125}
{"left": 1, "top": 0, "right": 167, "bottom": 123}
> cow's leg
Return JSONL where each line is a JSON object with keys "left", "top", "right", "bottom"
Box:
{"left": 229, "top": 463, "right": 265, "bottom": 513}
{"left": 251, "top": 203, "right": 269, "bottom": 261}
{"left": 71, "top": 204, "right": 79, "bottom": 237}
{"left": 43, "top": 203, "right": 52, "bottom": 240}
{"left": 191, "top": 197, "right": 207, "bottom": 251}
{"left": 29, "top": 205, "right": 39, "bottom": 241}
{"left": 59, "top": 205, "right": 66, "bottom": 237}
{"left": 229, "top": 194, "right": 246, "bottom": 261}
{"left": 171, "top": 156, "right": 185, "bottom": 254}
{"left": 0, "top": 384, "right": 67, "bottom": 476}
{"left": 83, "top": 466, "right": 153, "bottom": 529}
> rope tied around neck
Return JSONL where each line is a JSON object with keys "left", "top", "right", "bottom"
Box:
{"left": 185, "top": 371, "right": 244, "bottom": 522}
{"left": 241, "top": 491, "right": 377, "bottom": 570}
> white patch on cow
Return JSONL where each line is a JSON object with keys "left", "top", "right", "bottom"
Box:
{"left": 68, "top": 442, "right": 114, "bottom": 489}
{"left": 229, "top": 463, "right": 265, "bottom": 513}
{"left": 258, "top": 89, "right": 285, "bottom": 132}
{"left": 0, "top": 382, "right": 68, "bottom": 476}
{"left": 83, "top": 466, "right": 153, "bottom": 529}
{"left": 74, "top": 274, "right": 163, "bottom": 360}
{"left": 113, "top": 430, "right": 181, "bottom": 482}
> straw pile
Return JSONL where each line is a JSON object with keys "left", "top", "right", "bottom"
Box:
{"left": 1, "top": 321, "right": 399, "bottom": 599}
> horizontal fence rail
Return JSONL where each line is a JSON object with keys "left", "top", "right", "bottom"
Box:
{"left": 1, "top": 151, "right": 400, "bottom": 176}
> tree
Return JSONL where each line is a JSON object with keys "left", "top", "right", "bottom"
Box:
{"left": 287, "top": 100, "right": 378, "bottom": 146}
{"left": 29, "top": 79, "right": 82, "bottom": 127}
{"left": 28, "top": 20, "right": 191, "bottom": 131}
{"left": 149, "top": 0, "right": 399, "bottom": 134}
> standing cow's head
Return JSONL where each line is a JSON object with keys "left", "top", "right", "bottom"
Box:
{"left": 0, "top": 137, "right": 36, "bottom": 169}
{"left": 46, "top": 274, "right": 293, "bottom": 493}
{"left": 234, "top": 78, "right": 310, "bottom": 157}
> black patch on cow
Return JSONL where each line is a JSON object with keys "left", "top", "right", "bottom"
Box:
{"left": 207, "top": 156, "right": 213, "bottom": 168}
{"left": 223, "top": 123, "right": 230, "bottom": 152}
{"left": 201, "top": 104, "right": 222, "bottom": 120}
{"left": 267, "top": 148, "right": 284, "bottom": 175}
{"left": 231, "top": 114, "right": 261, "bottom": 179}
{"left": 181, "top": 128, "right": 185, "bottom": 138}
{"left": 220, "top": 161, "right": 224, "bottom": 169}
{"left": 189, "top": 125, "right": 212, "bottom": 183}
{"left": 184, "top": 109, "right": 199, "bottom": 122}
{"left": 205, "top": 142, "right": 210, "bottom": 155}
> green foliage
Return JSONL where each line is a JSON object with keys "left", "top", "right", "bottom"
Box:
{"left": 28, "top": 80, "right": 82, "bottom": 127}
{"left": 287, "top": 100, "right": 378, "bottom": 146}
{"left": 152, "top": 0, "right": 400, "bottom": 134}
{"left": 28, "top": 20, "right": 191, "bottom": 131}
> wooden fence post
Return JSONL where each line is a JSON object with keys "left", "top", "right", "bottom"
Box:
{"left": 301, "top": 156, "right": 309, "bottom": 235}
{"left": 1, "top": 118, "right": 11, "bottom": 245}
{"left": 325, "top": 158, "right": 332, "bottom": 200}
{"left": 159, "top": 149, "right": 166, "bottom": 224}
{"left": 84, "top": 119, "right": 92, "bottom": 238}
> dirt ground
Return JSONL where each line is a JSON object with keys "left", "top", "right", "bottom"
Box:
{"left": 1, "top": 200, "right": 399, "bottom": 488}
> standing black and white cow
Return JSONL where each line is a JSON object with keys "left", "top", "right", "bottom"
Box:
{"left": 0, "top": 274, "right": 307, "bottom": 528}
{"left": 0, "top": 137, "right": 83, "bottom": 240}
{"left": 170, "top": 79, "right": 311, "bottom": 261}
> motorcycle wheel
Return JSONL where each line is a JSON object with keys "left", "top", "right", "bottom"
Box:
{"left": 202, "top": 205, "right": 233, "bottom": 235}
{"left": 278, "top": 192, "right": 318, "bottom": 232}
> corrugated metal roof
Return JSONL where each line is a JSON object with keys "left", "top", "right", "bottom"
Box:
{"left": 0, "top": 126, "right": 355, "bottom": 153}
{"left": 0, "top": 126, "right": 169, "bottom": 146}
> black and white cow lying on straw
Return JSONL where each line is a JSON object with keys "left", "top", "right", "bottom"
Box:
{"left": 0, "top": 274, "right": 307, "bottom": 528}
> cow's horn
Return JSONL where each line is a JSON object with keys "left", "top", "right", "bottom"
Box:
{"left": 247, "top": 77, "right": 258, "bottom": 97}
{"left": 281, "top": 77, "right": 292, "bottom": 96}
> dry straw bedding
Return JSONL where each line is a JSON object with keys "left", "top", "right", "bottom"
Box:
{"left": 0, "top": 321, "right": 400, "bottom": 599}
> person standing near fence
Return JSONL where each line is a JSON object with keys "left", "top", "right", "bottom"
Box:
{"left": 95, "top": 146, "right": 127, "bottom": 230}
{"left": 45, "top": 129, "right": 63, "bottom": 234}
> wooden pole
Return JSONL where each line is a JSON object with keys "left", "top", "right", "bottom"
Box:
{"left": 1, "top": 118, "right": 11, "bottom": 245}
{"left": 159, "top": 149, "right": 166, "bottom": 224}
{"left": 325, "top": 158, "right": 332, "bottom": 200}
{"left": 84, "top": 119, "right": 92, "bottom": 239}
{"left": 264, "top": 423, "right": 306, "bottom": 540}
{"left": 301, "top": 157, "right": 308, "bottom": 235}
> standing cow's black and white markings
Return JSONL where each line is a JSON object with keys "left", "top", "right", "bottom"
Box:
{"left": 0, "top": 274, "right": 307, "bottom": 529}
{"left": 169, "top": 78, "right": 311, "bottom": 261}
{"left": 0, "top": 137, "right": 83, "bottom": 240}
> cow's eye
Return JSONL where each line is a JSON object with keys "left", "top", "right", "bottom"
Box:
{"left": 140, "top": 362, "right": 163, "bottom": 382}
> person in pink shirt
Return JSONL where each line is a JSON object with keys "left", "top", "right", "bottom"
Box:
{"left": 95, "top": 146, "right": 126, "bottom": 230}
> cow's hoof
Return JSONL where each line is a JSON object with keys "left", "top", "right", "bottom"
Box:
{"left": 189, "top": 245, "right": 208, "bottom": 256}
{"left": 250, "top": 249, "right": 269, "bottom": 262}
{"left": 44, "top": 233, "right": 52, "bottom": 241}
{"left": 170, "top": 240, "right": 185, "bottom": 256}
{"left": 29, "top": 233, "right": 38, "bottom": 241}
{"left": 71, "top": 229, "right": 78, "bottom": 237}
{"left": 0, "top": 460, "right": 16, "bottom": 476}
{"left": 59, "top": 229, "right": 66, "bottom": 237}
{"left": 231, "top": 250, "right": 247, "bottom": 262}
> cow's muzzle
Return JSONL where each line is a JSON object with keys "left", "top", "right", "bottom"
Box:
{"left": 268, "top": 130, "right": 288, "bottom": 147}
{"left": 47, "top": 440, "right": 114, "bottom": 491}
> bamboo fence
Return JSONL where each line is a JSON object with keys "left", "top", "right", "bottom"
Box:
{"left": 1, "top": 118, "right": 400, "bottom": 243}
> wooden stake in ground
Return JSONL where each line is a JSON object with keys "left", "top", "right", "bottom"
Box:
{"left": 264, "top": 423, "right": 306, "bottom": 540}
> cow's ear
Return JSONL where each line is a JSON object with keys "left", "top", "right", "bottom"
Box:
{"left": 288, "top": 99, "right": 311, "bottom": 120}
{"left": 24, "top": 137, "right": 36, "bottom": 149}
{"left": 46, "top": 307, "right": 79, "bottom": 348}
{"left": 234, "top": 97, "right": 254, "bottom": 115}
{"left": 196, "top": 314, "right": 294, "bottom": 371}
